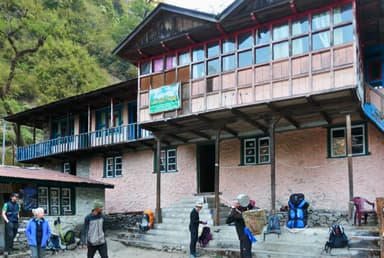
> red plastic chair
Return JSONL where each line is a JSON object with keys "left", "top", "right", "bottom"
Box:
{"left": 353, "top": 197, "right": 377, "bottom": 226}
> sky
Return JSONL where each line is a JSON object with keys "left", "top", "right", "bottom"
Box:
{"left": 164, "top": 0, "right": 234, "bottom": 14}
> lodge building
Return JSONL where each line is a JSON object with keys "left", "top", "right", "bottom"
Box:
{"left": 3, "top": 0, "right": 384, "bottom": 224}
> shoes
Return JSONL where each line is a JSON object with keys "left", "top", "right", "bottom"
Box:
{"left": 194, "top": 254, "right": 201, "bottom": 257}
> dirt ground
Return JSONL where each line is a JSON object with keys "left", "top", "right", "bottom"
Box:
{"left": 49, "top": 235, "right": 214, "bottom": 258}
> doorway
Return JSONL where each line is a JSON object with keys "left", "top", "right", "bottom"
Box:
{"left": 197, "top": 143, "right": 215, "bottom": 193}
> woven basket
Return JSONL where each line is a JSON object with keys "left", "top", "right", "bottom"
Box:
{"left": 243, "top": 209, "right": 267, "bottom": 235}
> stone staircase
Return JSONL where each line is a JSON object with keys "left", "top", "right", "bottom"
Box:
{"left": 114, "top": 196, "right": 381, "bottom": 257}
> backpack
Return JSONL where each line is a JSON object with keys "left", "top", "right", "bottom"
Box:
{"left": 266, "top": 214, "right": 281, "bottom": 234}
{"left": 64, "top": 230, "right": 77, "bottom": 250}
{"left": 324, "top": 224, "right": 349, "bottom": 253}
{"left": 198, "top": 226, "right": 213, "bottom": 247}
{"left": 139, "top": 214, "right": 150, "bottom": 232}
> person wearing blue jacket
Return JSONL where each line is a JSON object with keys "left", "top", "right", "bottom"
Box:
{"left": 25, "top": 207, "right": 51, "bottom": 258}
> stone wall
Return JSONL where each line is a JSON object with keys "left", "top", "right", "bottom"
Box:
{"left": 104, "top": 213, "right": 143, "bottom": 230}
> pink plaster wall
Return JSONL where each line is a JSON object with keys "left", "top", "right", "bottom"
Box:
{"left": 89, "top": 123, "right": 384, "bottom": 213}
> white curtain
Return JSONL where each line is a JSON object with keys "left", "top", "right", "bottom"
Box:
{"left": 313, "top": 12, "right": 330, "bottom": 49}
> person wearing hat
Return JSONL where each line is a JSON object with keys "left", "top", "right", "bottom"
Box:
{"left": 189, "top": 202, "right": 207, "bottom": 258}
{"left": 2, "top": 193, "right": 20, "bottom": 257}
{"left": 81, "top": 200, "right": 108, "bottom": 258}
{"left": 226, "top": 194, "right": 253, "bottom": 258}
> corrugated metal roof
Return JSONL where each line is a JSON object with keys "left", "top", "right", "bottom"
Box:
{"left": 0, "top": 166, "right": 114, "bottom": 188}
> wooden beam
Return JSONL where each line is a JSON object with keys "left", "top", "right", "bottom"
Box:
{"left": 231, "top": 109, "right": 268, "bottom": 132}
{"left": 306, "top": 96, "right": 332, "bottom": 124}
{"left": 166, "top": 120, "right": 211, "bottom": 139}
{"left": 267, "top": 104, "right": 299, "bottom": 128}
{"left": 214, "top": 129, "right": 221, "bottom": 226}
{"left": 165, "top": 133, "right": 188, "bottom": 143}
{"left": 196, "top": 114, "right": 238, "bottom": 136}
{"left": 190, "top": 130, "right": 211, "bottom": 140}
{"left": 155, "top": 137, "right": 162, "bottom": 223}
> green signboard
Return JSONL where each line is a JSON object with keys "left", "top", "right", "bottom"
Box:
{"left": 149, "top": 82, "right": 180, "bottom": 114}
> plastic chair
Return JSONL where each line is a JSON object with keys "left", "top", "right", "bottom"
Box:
{"left": 353, "top": 197, "right": 377, "bottom": 226}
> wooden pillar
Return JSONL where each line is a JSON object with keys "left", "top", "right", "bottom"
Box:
{"left": 214, "top": 129, "right": 221, "bottom": 226}
{"left": 110, "top": 98, "right": 114, "bottom": 127}
{"left": 87, "top": 105, "right": 91, "bottom": 133}
{"left": 16, "top": 123, "right": 21, "bottom": 147}
{"left": 155, "top": 137, "right": 162, "bottom": 223}
{"left": 346, "top": 114, "right": 354, "bottom": 219}
{"left": 269, "top": 119, "right": 276, "bottom": 212}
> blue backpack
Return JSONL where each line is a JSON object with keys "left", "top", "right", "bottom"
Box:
{"left": 286, "top": 196, "right": 309, "bottom": 229}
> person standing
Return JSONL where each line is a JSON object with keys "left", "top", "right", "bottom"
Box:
{"left": 189, "top": 202, "right": 206, "bottom": 258}
{"left": 81, "top": 200, "right": 108, "bottom": 258}
{"left": 2, "top": 193, "right": 20, "bottom": 257}
{"left": 226, "top": 194, "right": 252, "bottom": 258}
{"left": 25, "top": 207, "right": 51, "bottom": 258}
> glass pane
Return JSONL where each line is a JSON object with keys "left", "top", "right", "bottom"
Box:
{"left": 244, "top": 139, "right": 256, "bottom": 164}
{"left": 207, "top": 42, "right": 219, "bottom": 58}
{"left": 178, "top": 51, "right": 190, "bottom": 66}
{"left": 192, "top": 62, "right": 205, "bottom": 79}
{"left": 312, "top": 31, "right": 330, "bottom": 50}
{"left": 334, "top": 4, "right": 352, "bottom": 25}
{"left": 222, "top": 54, "right": 235, "bottom": 72}
{"left": 238, "top": 50, "right": 252, "bottom": 68}
{"left": 192, "top": 47, "right": 204, "bottom": 62}
{"left": 331, "top": 128, "right": 345, "bottom": 156}
{"left": 152, "top": 58, "right": 164, "bottom": 73}
{"left": 352, "top": 126, "right": 363, "bottom": 135}
{"left": 334, "top": 24, "right": 353, "bottom": 45}
{"left": 238, "top": 32, "right": 253, "bottom": 49}
{"left": 292, "top": 36, "right": 309, "bottom": 56}
{"left": 292, "top": 17, "right": 309, "bottom": 36}
{"left": 207, "top": 58, "right": 220, "bottom": 75}
{"left": 165, "top": 55, "right": 176, "bottom": 70}
{"left": 255, "top": 46, "right": 270, "bottom": 64}
{"left": 140, "top": 61, "right": 150, "bottom": 75}
{"left": 273, "top": 23, "right": 289, "bottom": 41}
{"left": 222, "top": 38, "right": 235, "bottom": 53}
{"left": 273, "top": 41, "right": 289, "bottom": 59}
{"left": 312, "top": 11, "right": 330, "bottom": 31}
{"left": 256, "top": 27, "right": 270, "bottom": 45}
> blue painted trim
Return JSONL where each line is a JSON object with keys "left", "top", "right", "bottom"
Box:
{"left": 363, "top": 103, "right": 384, "bottom": 133}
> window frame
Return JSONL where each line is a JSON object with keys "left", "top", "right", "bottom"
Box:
{"left": 241, "top": 136, "right": 271, "bottom": 165}
{"left": 104, "top": 156, "right": 123, "bottom": 178}
{"left": 37, "top": 186, "right": 75, "bottom": 216}
{"left": 154, "top": 147, "right": 178, "bottom": 173}
{"left": 328, "top": 123, "right": 368, "bottom": 158}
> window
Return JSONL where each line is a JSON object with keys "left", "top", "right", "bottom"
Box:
{"left": 140, "top": 61, "right": 150, "bottom": 75}
{"left": 105, "top": 156, "right": 123, "bottom": 178}
{"left": 207, "top": 58, "right": 220, "bottom": 75}
{"left": 292, "top": 36, "right": 309, "bottom": 56}
{"left": 165, "top": 55, "right": 176, "bottom": 70}
{"left": 95, "top": 106, "right": 122, "bottom": 130}
{"left": 273, "top": 41, "right": 289, "bottom": 60}
{"left": 256, "top": 27, "right": 270, "bottom": 45}
{"left": 37, "top": 186, "right": 74, "bottom": 215}
{"left": 238, "top": 50, "right": 252, "bottom": 68}
{"left": 193, "top": 46, "right": 204, "bottom": 62}
{"left": 222, "top": 54, "right": 236, "bottom": 72}
{"left": 51, "top": 117, "right": 74, "bottom": 139}
{"left": 312, "top": 31, "right": 330, "bottom": 50}
{"left": 242, "top": 136, "right": 270, "bottom": 165}
{"left": 63, "top": 162, "right": 71, "bottom": 174}
{"left": 292, "top": 17, "right": 308, "bottom": 36}
{"left": 178, "top": 51, "right": 190, "bottom": 66}
{"left": 157, "top": 148, "right": 177, "bottom": 172}
{"left": 222, "top": 38, "right": 235, "bottom": 54}
{"left": 207, "top": 42, "right": 219, "bottom": 58}
{"left": 273, "top": 23, "right": 289, "bottom": 41}
{"left": 334, "top": 24, "right": 353, "bottom": 45}
{"left": 192, "top": 62, "right": 205, "bottom": 79}
{"left": 255, "top": 46, "right": 270, "bottom": 64}
{"left": 329, "top": 124, "right": 367, "bottom": 157}
{"left": 152, "top": 57, "right": 164, "bottom": 73}
{"left": 312, "top": 11, "right": 330, "bottom": 31}
{"left": 238, "top": 32, "right": 253, "bottom": 50}
{"left": 333, "top": 4, "right": 352, "bottom": 25}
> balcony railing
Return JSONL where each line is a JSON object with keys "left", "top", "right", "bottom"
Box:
{"left": 16, "top": 123, "right": 153, "bottom": 162}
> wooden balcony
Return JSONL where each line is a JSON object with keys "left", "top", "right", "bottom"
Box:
{"left": 16, "top": 123, "right": 153, "bottom": 162}
{"left": 139, "top": 44, "right": 357, "bottom": 123}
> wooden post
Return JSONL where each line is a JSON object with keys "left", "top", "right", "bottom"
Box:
{"left": 346, "top": 114, "right": 354, "bottom": 219}
{"left": 214, "top": 129, "right": 221, "bottom": 226}
{"left": 155, "top": 137, "right": 162, "bottom": 223}
{"left": 376, "top": 197, "right": 384, "bottom": 258}
{"left": 268, "top": 116, "right": 279, "bottom": 211}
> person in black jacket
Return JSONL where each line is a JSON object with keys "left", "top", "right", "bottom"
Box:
{"left": 226, "top": 194, "right": 252, "bottom": 258}
{"left": 2, "top": 193, "right": 20, "bottom": 257}
{"left": 189, "top": 202, "right": 206, "bottom": 258}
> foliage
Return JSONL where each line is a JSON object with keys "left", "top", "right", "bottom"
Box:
{"left": 0, "top": 0, "right": 156, "bottom": 164}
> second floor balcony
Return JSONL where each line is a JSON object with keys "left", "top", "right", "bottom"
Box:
{"left": 16, "top": 123, "right": 153, "bottom": 162}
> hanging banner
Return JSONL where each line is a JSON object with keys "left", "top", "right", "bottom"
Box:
{"left": 149, "top": 82, "right": 180, "bottom": 114}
